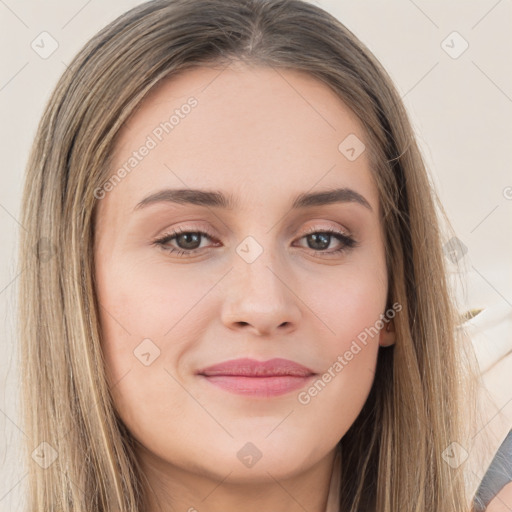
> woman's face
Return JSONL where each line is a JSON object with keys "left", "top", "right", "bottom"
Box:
{"left": 94, "top": 62, "right": 394, "bottom": 491}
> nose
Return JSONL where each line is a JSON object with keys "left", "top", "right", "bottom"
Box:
{"left": 220, "top": 250, "right": 302, "bottom": 337}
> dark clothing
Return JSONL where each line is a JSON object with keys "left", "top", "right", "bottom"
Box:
{"left": 473, "top": 430, "right": 512, "bottom": 511}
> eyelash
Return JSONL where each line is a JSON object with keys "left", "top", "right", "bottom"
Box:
{"left": 152, "top": 225, "right": 358, "bottom": 258}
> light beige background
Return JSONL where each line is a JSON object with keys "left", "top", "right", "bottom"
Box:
{"left": 1, "top": 1, "right": 511, "bottom": 510}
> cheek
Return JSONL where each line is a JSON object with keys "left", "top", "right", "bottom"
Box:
{"left": 95, "top": 262, "right": 203, "bottom": 446}
{"left": 95, "top": 255, "right": 224, "bottom": 451}
{"left": 96, "top": 256, "right": 206, "bottom": 379}
{"left": 300, "top": 256, "right": 388, "bottom": 348}
{"left": 290, "top": 257, "right": 387, "bottom": 430}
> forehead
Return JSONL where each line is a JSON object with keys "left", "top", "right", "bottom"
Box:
{"left": 103, "top": 62, "right": 379, "bottom": 217}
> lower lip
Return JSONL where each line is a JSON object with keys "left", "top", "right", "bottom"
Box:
{"left": 200, "top": 375, "right": 315, "bottom": 397}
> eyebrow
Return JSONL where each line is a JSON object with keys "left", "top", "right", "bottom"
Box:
{"left": 134, "top": 187, "right": 373, "bottom": 212}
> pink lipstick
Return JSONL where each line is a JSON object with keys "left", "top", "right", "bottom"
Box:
{"left": 197, "top": 357, "right": 316, "bottom": 397}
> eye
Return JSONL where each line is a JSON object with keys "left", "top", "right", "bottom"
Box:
{"left": 152, "top": 226, "right": 220, "bottom": 257}
{"left": 152, "top": 226, "right": 358, "bottom": 258}
{"left": 294, "top": 226, "right": 358, "bottom": 256}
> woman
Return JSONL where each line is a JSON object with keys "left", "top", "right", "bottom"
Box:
{"left": 18, "top": 0, "right": 492, "bottom": 510}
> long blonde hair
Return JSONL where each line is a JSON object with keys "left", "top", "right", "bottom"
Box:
{"left": 18, "top": 0, "right": 479, "bottom": 510}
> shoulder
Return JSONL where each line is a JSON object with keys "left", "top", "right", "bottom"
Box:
{"left": 473, "top": 430, "right": 512, "bottom": 511}
{"left": 484, "top": 481, "right": 512, "bottom": 511}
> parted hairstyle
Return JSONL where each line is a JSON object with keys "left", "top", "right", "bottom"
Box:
{"left": 18, "top": 0, "right": 480, "bottom": 510}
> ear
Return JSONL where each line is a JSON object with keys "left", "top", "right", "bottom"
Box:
{"left": 379, "top": 319, "right": 396, "bottom": 347}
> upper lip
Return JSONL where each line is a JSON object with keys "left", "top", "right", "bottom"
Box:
{"left": 197, "top": 357, "right": 316, "bottom": 377}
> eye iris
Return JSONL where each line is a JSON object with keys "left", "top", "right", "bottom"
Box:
{"left": 177, "top": 232, "right": 201, "bottom": 250}
{"left": 307, "top": 233, "right": 330, "bottom": 250}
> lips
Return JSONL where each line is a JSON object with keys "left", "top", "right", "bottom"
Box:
{"left": 197, "top": 357, "right": 315, "bottom": 377}
{"left": 197, "top": 357, "right": 316, "bottom": 397}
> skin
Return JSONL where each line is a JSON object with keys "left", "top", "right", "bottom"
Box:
{"left": 485, "top": 482, "right": 512, "bottom": 511}
{"left": 94, "top": 61, "right": 396, "bottom": 512}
